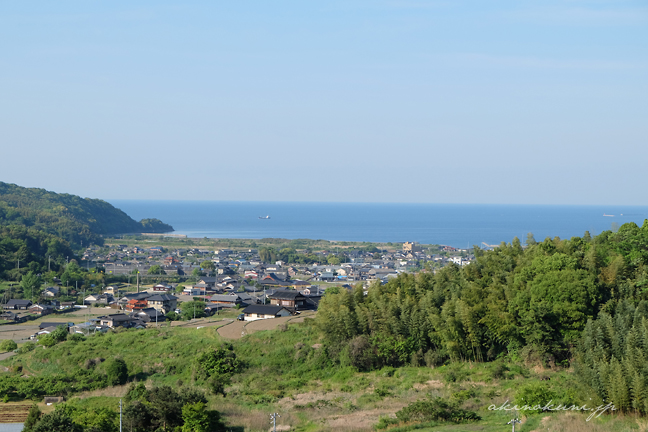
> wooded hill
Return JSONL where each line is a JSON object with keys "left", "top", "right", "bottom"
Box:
{"left": 316, "top": 221, "right": 648, "bottom": 413}
{"left": 0, "top": 182, "right": 173, "bottom": 247}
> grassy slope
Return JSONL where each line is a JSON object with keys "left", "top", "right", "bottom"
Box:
{"left": 1, "top": 322, "right": 641, "bottom": 431}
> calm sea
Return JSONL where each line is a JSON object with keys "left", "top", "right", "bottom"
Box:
{"left": 108, "top": 201, "right": 648, "bottom": 248}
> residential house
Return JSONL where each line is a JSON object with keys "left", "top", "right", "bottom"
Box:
{"left": 292, "top": 280, "right": 311, "bottom": 290}
{"left": 259, "top": 273, "right": 289, "bottom": 287}
{"left": 244, "top": 270, "right": 258, "bottom": 280}
{"left": 146, "top": 294, "right": 178, "bottom": 313}
{"left": 39, "top": 322, "right": 70, "bottom": 331}
{"left": 268, "top": 290, "right": 307, "bottom": 310}
{"left": 209, "top": 293, "right": 244, "bottom": 308}
{"left": 197, "top": 277, "right": 217, "bottom": 287}
{"left": 3, "top": 299, "right": 32, "bottom": 310}
{"left": 42, "top": 287, "right": 59, "bottom": 297}
{"left": 182, "top": 286, "right": 203, "bottom": 296}
{"left": 84, "top": 294, "right": 114, "bottom": 306}
{"left": 242, "top": 305, "right": 292, "bottom": 321}
{"left": 130, "top": 307, "right": 166, "bottom": 324}
{"left": 0, "top": 311, "right": 23, "bottom": 322}
{"left": 97, "top": 314, "right": 138, "bottom": 328}
{"left": 125, "top": 298, "right": 148, "bottom": 312}
{"left": 28, "top": 304, "right": 54, "bottom": 316}
{"left": 152, "top": 284, "right": 172, "bottom": 292}
{"left": 318, "top": 271, "right": 335, "bottom": 282}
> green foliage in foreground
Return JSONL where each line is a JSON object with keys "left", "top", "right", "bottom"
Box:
{"left": 576, "top": 299, "right": 648, "bottom": 413}
{"left": 194, "top": 343, "right": 243, "bottom": 396}
{"left": 376, "top": 397, "right": 481, "bottom": 429}
{"left": 123, "top": 384, "right": 225, "bottom": 432}
{"left": 0, "top": 339, "right": 17, "bottom": 353}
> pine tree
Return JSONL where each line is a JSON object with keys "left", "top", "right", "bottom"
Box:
{"left": 22, "top": 404, "right": 41, "bottom": 432}
{"left": 632, "top": 371, "right": 647, "bottom": 414}
{"left": 608, "top": 357, "right": 630, "bottom": 412}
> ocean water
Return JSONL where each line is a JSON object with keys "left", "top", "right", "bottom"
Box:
{"left": 109, "top": 201, "right": 648, "bottom": 248}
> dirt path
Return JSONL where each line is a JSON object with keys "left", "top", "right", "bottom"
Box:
{"left": 217, "top": 311, "right": 316, "bottom": 340}
{"left": 217, "top": 319, "right": 245, "bottom": 339}
{"left": 0, "top": 351, "right": 16, "bottom": 361}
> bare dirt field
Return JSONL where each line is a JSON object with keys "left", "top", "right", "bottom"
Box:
{"left": 0, "top": 325, "right": 39, "bottom": 343}
{"left": 217, "top": 319, "right": 246, "bottom": 339}
{"left": 217, "top": 311, "right": 316, "bottom": 340}
{"left": 0, "top": 403, "right": 31, "bottom": 423}
{"left": 277, "top": 389, "right": 408, "bottom": 432}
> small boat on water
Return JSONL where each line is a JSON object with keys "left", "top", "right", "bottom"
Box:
{"left": 259, "top": 215, "right": 270, "bottom": 219}
{"left": 603, "top": 214, "right": 614, "bottom": 217}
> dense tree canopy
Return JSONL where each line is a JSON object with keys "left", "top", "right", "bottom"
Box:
{"left": 0, "top": 181, "right": 173, "bottom": 247}
{"left": 316, "top": 221, "right": 648, "bottom": 370}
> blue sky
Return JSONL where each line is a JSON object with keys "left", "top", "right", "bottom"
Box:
{"left": 1, "top": 1, "right": 646, "bottom": 204}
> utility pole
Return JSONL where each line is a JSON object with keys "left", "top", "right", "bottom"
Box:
{"left": 48, "top": 256, "right": 51, "bottom": 272}
{"left": 270, "top": 413, "right": 280, "bottom": 432}
{"left": 507, "top": 418, "right": 521, "bottom": 432}
{"left": 119, "top": 399, "right": 122, "bottom": 432}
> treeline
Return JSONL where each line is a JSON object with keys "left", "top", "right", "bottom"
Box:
{"left": 259, "top": 246, "right": 347, "bottom": 265}
{"left": 22, "top": 384, "right": 225, "bottom": 432}
{"left": 315, "top": 221, "right": 648, "bottom": 399}
{"left": 0, "top": 225, "right": 76, "bottom": 280}
{"left": 0, "top": 181, "right": 173, "bottom": 247}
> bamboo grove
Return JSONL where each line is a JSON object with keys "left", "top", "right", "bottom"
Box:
{"left": 315, "top": 221, "right": 648, "bottom": 412}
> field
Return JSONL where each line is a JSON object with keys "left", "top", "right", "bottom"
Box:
{"left": 0, "top": 316, "right": 642, "bottom": 431}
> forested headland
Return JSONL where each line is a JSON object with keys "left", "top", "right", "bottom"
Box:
{"left": 0, "top": 182, "right": 173, "bottom": 247}
{"left": 0, "top": 182, "right": 173, "bottom": 280}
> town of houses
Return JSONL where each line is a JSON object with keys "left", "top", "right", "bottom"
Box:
{"left": 82, "top": 241, "right": 474, "bottom": 282}
{"left": 1, "top": 241, "right": 474, "bottom": 338}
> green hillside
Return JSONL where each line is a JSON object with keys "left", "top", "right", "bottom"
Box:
{"left": 0, "top": 182, "right": 173, "bottom": 247}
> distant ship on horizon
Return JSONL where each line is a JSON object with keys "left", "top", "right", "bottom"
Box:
{"left": 603, "top": 214, "right": 614, "bottom": 217}
{"left": 259, "top": 215, "right": 270, "bottom": 219}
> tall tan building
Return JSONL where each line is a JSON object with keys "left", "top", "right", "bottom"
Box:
{"left": 403, "top": 242, "right": 422, "bottom": 253}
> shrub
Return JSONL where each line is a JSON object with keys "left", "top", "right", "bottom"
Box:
{"left": 38, "top": 326, "right": 68, "bottom": 348}
{"left": 490, "top": 363, "right": 508, "bottom": 380}
{"left": 514, "top": 382, "right": 557, "bottom": 414}
{"left": 67, "top": 334, "right": 85, "bottom": 343}
{"left": 374, "top": 416, "right": 399, "bottom": 430}
{"left": 194, "top": 344, "right": 243, "bottom": 379}
{"left": 17, "top": 342, "right": 35, "bottom": 354}
{"left": 374, "top": 386, "right": 391, "bottom": 398}
{"left": 105, "top": 358, "right": 128, "bottom": 386}
{"left": 347, "top": 335, "right": 378, "bottom": 371}
{"left": 0, "top": 339, "right": 17, "bottom": 353}
{"left": 395, "top": 397, "right": 481, "bottom": 424}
